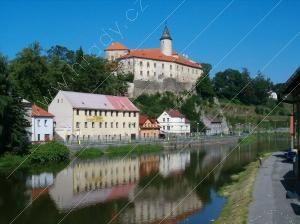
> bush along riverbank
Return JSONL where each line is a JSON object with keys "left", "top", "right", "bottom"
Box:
{"left": 74, "top": 144, "right": 164, "bottom": 159}
{"left": 0, "top": 141, "right": 69, "bottom": 171}
{"left": 214, "top": 153, "right": 271, "bottom": 224}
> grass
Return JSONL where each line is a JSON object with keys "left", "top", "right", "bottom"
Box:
{"left": 75, "top": 147, "right": 104, "bottom": 159}
{"left": 105, "top": 144, "right": 163, "bottom": 156}
{"left": 74, "top": 144, "right": 164, "bottom": 159}
{"left": 214, "top": 153, "right": 271, "bottom": 224}
{"left": 0, "top": 141, "right": 69, "bottom": 171}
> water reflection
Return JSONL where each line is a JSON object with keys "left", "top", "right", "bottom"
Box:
{"left": 15, "top": 135, "right": 290, "bottom": 224}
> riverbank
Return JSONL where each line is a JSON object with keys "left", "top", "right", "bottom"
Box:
{"left": 214, "top": 153, "right": 271, "bottom": 224}
{"left": 248, "top": 151, "right": 300, "bottom": 223}
{"left": 74, "top": 144, "right": 163, "bottom": 159}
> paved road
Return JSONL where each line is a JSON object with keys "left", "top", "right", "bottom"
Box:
{"left": 248, "top": 152, "right": 300, "bottom": 224}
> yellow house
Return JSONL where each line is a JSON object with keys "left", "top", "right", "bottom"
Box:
{"left": 49, "top": 91, "right": 139, "bottom": 141}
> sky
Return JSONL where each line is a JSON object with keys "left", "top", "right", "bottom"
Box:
{"left": 1, "top": 0, "right": 300, "bottom": 83}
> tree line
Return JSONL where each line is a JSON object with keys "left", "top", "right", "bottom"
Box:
{"left": 196, "top": 63, "right": 282, "bottom": 105}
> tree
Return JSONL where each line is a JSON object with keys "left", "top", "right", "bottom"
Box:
{"left": 0, "top": 55, "right": 29, "bottom": 154}
{"left": 195, "top": 63, "right": 215, "bottom": 100}
{"left": 252, "top": 72, "right": 272, "bottom": 105}
{"left": 9, "top": 42, "right": 49, "bottom": 103}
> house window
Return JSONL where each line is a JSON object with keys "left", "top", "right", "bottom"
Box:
{"left": 147, "top": 62, "right": 150, "bottom": 68}
{"left": 170, "top": 74, "right": 172, "bottom": 78}
{"left": 111, "top": 111, "right": 113, "bottom": 117}
{"left": 116, "top": 122, "right": 118, "bottom": 128}
{"left": 89, "top": 110, "right": 92, "bottom": 116}
{"left": 105, "top": 111, "right": 107, "bottom": 116}
{"left": 116, "top": 111, "right": 118, "bottom": 117}
{"left": 140, "top": 61, "right": 143, "bottom": 67}
{"left": 105, "top": 122, "right": 107, "bottom": 128}
{"left": 147, "top": 71, "right": 149, "bottom": 77}
{"left": 123, "top": 112, "right": 125, "bottom": 117}
{"left": 133, "top": 112, "right": 136, "bottom": 117}
{"left": 85, "top": 110, "right": 87, "bottom": 115}
{"left": 154, "top": 72, "right": 156, "bottom": 76}
{"left": 128, "top": 61, "right": 130, "bottom": 66}
{"left": 57, "top": 99, "right": 59, "bottom": 103}
{"left": 76, "top": 109, "right": 79, "bottom": 115}
{"left": 123, "top": 122, "right": 125, "bottom": 128}
{"left": 37, "top": 134, "right": 40, "bottom": 141}
{"left": 154, "top": 62, "right": 156, "bottom": 68}
{"left": 133, "top": 123, "right": 136, "bottom": 128}
{"left": 37, "top": 120, "right": 41, "bottom": 127}
{"left": 170, "top": 65, "right": 172, "bottom": 70}
{"left": 44, "top": 120, "right": 48, "bottom": 127}
{"left": 140, "top": 70, "right": 143, "bottom": 76}
{"left": 94, "top": 110, "right": 97, "bottom": 116}
{"left": 128, "top": 123, "right": 131, "bottom": 128}
{"left": 99, "top": 122, "right": 102, "bottom": 128}
{"left": 76, "top": 122, "right": 80, "bottom": 128}
{"left": 129, "top": 112, "right": 131, "bottom": 117}
{"left": 162, "top": 63, "right": 164, "bottom": 69}
{"left": 163, "top": 118, "right": 165, "bottom": 122}
{"left": 111, "top": 122, "right": 113, "bottom": 128}
{"left": 84, "top": 122, "right": 87, "bottom": 128}
{"left": 92, "top": 122, "right": 95, "bottom": 128}
{"left": 167, "top": 118, "right": 169, "bottom": 122}
{"left": 167, "top": 126, "right": 170, "bottom": 130}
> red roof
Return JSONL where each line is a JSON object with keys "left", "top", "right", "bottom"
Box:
{"left": 166, "top": 109, "right": 184, "bottom": 118}
{"left": 105, "top": 42, "right": 129, "bottom": 51}
{"left": 32, "top": 105, "right": 54, "bottom": 117}
{"left": 119, "top": 48, "right": 201, "bottom": 69}
{"left": 139, "top": 115, "right": 159, "bottom": 125}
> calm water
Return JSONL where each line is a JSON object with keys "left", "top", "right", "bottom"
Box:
{"left": 0, "top": 134, "right": 290, "bottom": 224}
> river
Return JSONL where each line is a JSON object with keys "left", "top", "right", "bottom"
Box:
{"left": 0, "top": 134, "right": 290, "bottom": 224}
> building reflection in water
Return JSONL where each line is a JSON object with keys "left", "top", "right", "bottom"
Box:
{"left": 26, "top": 150, "right": 207, "bottom": 223}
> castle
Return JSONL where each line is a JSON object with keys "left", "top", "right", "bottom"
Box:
{"left": 105, "top": 26, "right": 203, "bottom": 97}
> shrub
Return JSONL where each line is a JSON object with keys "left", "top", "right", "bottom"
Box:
{"left": 30, "top": 141, "right": 69, "bottom": 164}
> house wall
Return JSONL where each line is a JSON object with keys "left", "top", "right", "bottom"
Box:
{"left": 157, "top": 112, "right": 190, "bottom": 135}
{"left": 31, "top": 117, "right": 53, "bottom": 142}
{"left": 139, "top": 120, "right": 160, "bottom": 138}
{"left": 72, "top": 109, "right": 139, "bottom": 141}
{"left": 48, "top": 92, "right": 73, "bottom": 139}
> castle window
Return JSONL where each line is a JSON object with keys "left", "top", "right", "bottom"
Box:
{"left": 140, "top": 61, "right": 143, "bottom": 67}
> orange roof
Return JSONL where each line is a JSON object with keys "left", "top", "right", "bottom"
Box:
{"left": 119, "top": 48, "right": 201, "bottom": 69}
{"left": 32, "top": 105, "right": 54, "bottom": 117}
{"left": 105, "top": 42, "right": 129, "bottom": 51}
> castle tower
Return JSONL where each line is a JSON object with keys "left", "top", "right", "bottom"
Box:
{"left": 160, "top": 25, "right": 172, "bottom": 56}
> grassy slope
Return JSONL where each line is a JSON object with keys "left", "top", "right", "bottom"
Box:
{"left": 74, "top": 144, "right": 163, "bottom": 159}
{"left": 214, "top": 153, "right": 271, "bottom": 224}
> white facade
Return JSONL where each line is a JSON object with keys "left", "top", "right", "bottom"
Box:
{"left": 157, "top": 110, "right": 190, "bottom": 135}
{"left": 31, "top": 117, "right": 54, "bottom": 142}
{"left": 48, "top": 91, "right": 139, "bottom": 142}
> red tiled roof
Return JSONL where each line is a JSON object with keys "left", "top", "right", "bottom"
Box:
{"left": 119, "top": 48, "right": 201, "bottom": 69}
{"left": 32, "top": 105, "right": 54, "bottom": 117}
{"left": 166, "top": 109, "right": 184, "bottom": 118}
{"left": 139, "top": 115, "right": 149, "bottom": 125}
{"left": 105, "top": 42, "right": 129, "bottom": 51}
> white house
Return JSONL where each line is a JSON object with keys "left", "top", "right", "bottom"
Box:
{"left": 157, "top": 109, "right": 190, "bottom": 136}
{"left": 31, "top": 105, "right": 54, "bottom": 142}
